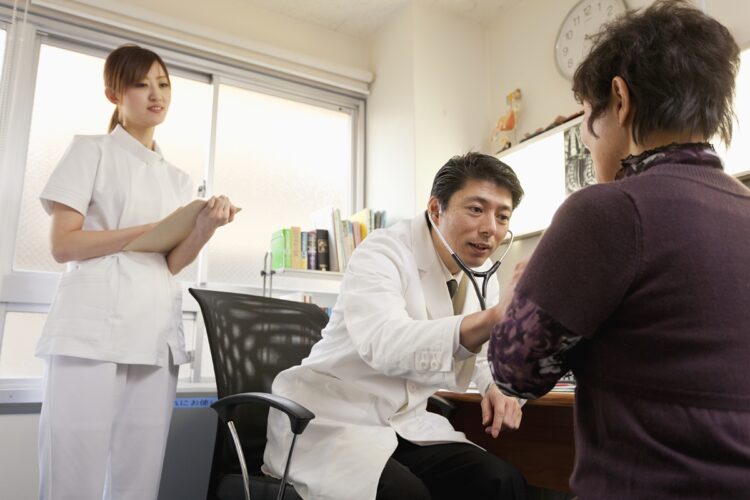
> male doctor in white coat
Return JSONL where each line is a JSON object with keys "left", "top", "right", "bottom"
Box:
{"left": 264, "top": 152, "right": 527, "bottom": 500}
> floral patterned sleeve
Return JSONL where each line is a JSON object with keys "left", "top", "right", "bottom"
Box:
{"left": 488, "top": 293, "right": 582, "bottom": 399}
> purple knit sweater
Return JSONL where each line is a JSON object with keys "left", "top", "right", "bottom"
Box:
{"left": 489, "top": 144, "right": 750, "bottom": 499}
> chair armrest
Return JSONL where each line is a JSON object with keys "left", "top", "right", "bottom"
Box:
{"left": 427, "top": 394, "right": 457, "bottom": 418}
{"left": 211, "top": 392, "right": 315, "bottom": 435}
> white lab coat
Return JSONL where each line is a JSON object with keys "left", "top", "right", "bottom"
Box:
{"left": 264, "top": 215, "right": 499, "bottom": 500}
{"left": 37, "top": 125, "right": 192, "bottom": 366}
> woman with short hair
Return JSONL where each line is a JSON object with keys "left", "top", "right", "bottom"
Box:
{"left": 488, "top": 1, "right": 749, "bottom": 498}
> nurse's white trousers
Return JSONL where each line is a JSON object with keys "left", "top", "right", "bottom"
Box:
{"left": 38, "top": 354, "right": 178, "bottom": 500}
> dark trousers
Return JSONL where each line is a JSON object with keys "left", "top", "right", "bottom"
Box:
{"left": 376, "top": 435, "right": 527, "bottom": 500}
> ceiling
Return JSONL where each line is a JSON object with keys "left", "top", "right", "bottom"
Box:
{"left": 241, "top": 0, "right": 521, "bottom": 38}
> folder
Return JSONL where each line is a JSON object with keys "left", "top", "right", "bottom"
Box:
{"left": 124, "top": 199, "right": 207, "bottom": 253}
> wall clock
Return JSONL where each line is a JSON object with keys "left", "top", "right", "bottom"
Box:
{"left": 555, "top": 0, "right": 627, "bottom": 80}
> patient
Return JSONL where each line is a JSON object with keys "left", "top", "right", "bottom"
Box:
{"left": 487, "top": 1, "right": 750, "bottom": 499}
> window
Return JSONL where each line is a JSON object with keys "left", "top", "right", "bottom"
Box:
{"left": 208, "top": 82, "right": 353, "bottom": 285}
{"left": 0, "top": 27, "right": 5, "bottom": 73}
{"left": 0, "top": 15, "right": 364, "bottom": 390}
{"left": 716, "top": 48, "right": 750, "bottom": 176}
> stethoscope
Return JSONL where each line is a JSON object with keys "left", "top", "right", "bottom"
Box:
{"left": 426, "top": 211, "right": 514, "bottom": 311}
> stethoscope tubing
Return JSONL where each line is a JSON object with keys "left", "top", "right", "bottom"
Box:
{"left": 427, "top": 211, "right": 514, "bottom": 311}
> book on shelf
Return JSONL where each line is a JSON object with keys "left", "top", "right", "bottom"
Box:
{"left": 271, "top": 207, "right": 386, "bottom": 273}
{"left": 349, "top": 208, "right": 371, "bottom": 240}
{"left": 301, "top": 231, "right": 309, "bottom": 270}
{"left": 270, "top": 228, "right": 292, "bottom": 270}
{"left": 291, "top": 226, "right": 305, "bottom": 269}
{"left": 310, "top": 207, "right": 340, "bottom": 272}
{"left": 315, "top": 229, "right": 329, "bottom": 271}
{"left": 332, "top": 208, "right": 347, "bottom": 272}
{"left": 307, "top": 230, "right": 317, "bottom": 271}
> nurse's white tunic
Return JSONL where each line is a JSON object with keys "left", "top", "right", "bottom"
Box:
{"left": 37, "top": 125, "right": 193, "bottom": 366}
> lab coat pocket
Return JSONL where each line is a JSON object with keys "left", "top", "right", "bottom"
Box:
{"left": 47, "top": 259, "right": 117, "bottom": 339}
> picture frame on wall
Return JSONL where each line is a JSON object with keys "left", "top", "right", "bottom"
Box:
{"left": 564, "top": 124, "right": 596, "bottom": 194}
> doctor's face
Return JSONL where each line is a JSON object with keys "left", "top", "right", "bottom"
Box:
{"left": 429, "top": 179, "right": 513, "bottom": 271}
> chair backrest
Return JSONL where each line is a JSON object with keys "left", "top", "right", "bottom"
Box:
{"left": 189, "top": 289, "right": 328, "bottom": 484}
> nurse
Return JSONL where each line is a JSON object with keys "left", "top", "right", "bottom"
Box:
{"left": 36, "top": 44, "right": 238, "bottom": 500}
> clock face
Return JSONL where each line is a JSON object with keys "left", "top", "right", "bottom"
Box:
{"left": 555, "top": 0, "right": 626, "bottom": 80}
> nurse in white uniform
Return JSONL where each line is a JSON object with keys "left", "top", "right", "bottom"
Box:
{"left": 264, "top": 153, "right": 527, "bottom": 500}
{"left": 36, "top": 44, "right": 238, "bottom": 500}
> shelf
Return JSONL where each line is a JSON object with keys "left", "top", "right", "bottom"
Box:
{"left": 497, "top": 114, "right": 583, "bottom": 160}
{"left": 271, "top": 268, "right": 344, "bottom": 280}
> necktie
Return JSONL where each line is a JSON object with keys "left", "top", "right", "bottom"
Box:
{"left": 446, "top": 279, "right": 458, "bottom": 299}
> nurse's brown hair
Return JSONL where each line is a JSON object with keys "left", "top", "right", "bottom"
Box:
{"left": 104, "top": 44, "right": 170, "bottom": 132}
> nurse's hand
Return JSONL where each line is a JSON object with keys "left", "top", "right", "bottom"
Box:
{"left": 196, "top": 195, "right": 240, "bottom": 235}
{"left": 481, "top": 384, "right": 522, "bottom": 438}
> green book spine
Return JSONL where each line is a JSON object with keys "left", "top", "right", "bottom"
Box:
{"left": 282, "top": 228, "right": 293, "bottom": 269}
{"left": 271, "top": 229, "right": 285, "bottom": 270}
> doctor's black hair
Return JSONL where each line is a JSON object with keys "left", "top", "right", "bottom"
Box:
{"left": 572, "top": 0, "right": 739, "bottom": 146}
{"left": 430, "top": 152, "right": 523, "bottom": 211}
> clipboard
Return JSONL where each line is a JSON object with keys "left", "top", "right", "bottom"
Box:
{"left": 124, "top": 199, "right": 207, "bottom": 253}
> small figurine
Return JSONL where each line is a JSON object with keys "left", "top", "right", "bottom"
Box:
{"left": 491, "top": 88, "right": 522, "bottom": 153}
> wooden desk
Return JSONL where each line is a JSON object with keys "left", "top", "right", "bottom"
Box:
{"left": 435, "top": 391, "right": 575, "bottom": 492}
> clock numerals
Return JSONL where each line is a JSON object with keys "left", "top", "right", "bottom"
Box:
{"left": 556, "top": 0, "right": 626, "bottom": 80}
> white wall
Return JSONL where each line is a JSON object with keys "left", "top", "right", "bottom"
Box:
{"left": 0, "top": 413, "right": 40, "bottom": 500}
{"left": 412, "top": 3, "right": 491, "bottom": 208}
{"left": 366, "top": 2, "right": 490, "bottom": 220}
{"left": 366, "top": 4, "right": 417, "bottom": 221}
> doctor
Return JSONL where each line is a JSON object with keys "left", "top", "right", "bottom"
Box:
{"left": 264, "top": 152, "right": 526, "bottom": 500}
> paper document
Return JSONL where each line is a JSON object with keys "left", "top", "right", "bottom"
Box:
{"left": 124, "top": 199, "right": 207, "bottom": 253}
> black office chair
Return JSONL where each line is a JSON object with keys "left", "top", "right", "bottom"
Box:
{"left": 189, "top": 288, "right": 328, "bottom": 500}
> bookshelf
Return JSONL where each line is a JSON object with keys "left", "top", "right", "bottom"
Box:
{"left": 260, "top": 265, "right": 343, "bottom": 308}
{"left": 272, "top": 268, "right": 344, "bottom": 281}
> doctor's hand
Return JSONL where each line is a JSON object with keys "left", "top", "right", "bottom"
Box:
{"left": 481, "top": 384, "right": 522, "bottom": 438}
{"left": 196, "top": 195, "right": 240, "bottom": 236}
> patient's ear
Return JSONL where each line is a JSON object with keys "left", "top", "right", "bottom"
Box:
{"left": 611, "top": 76, "right": 632, "bottom": 128}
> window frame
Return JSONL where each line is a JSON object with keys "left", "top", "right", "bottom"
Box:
{"left": 0, "top": 5, "right": 365, "bottom": 400}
